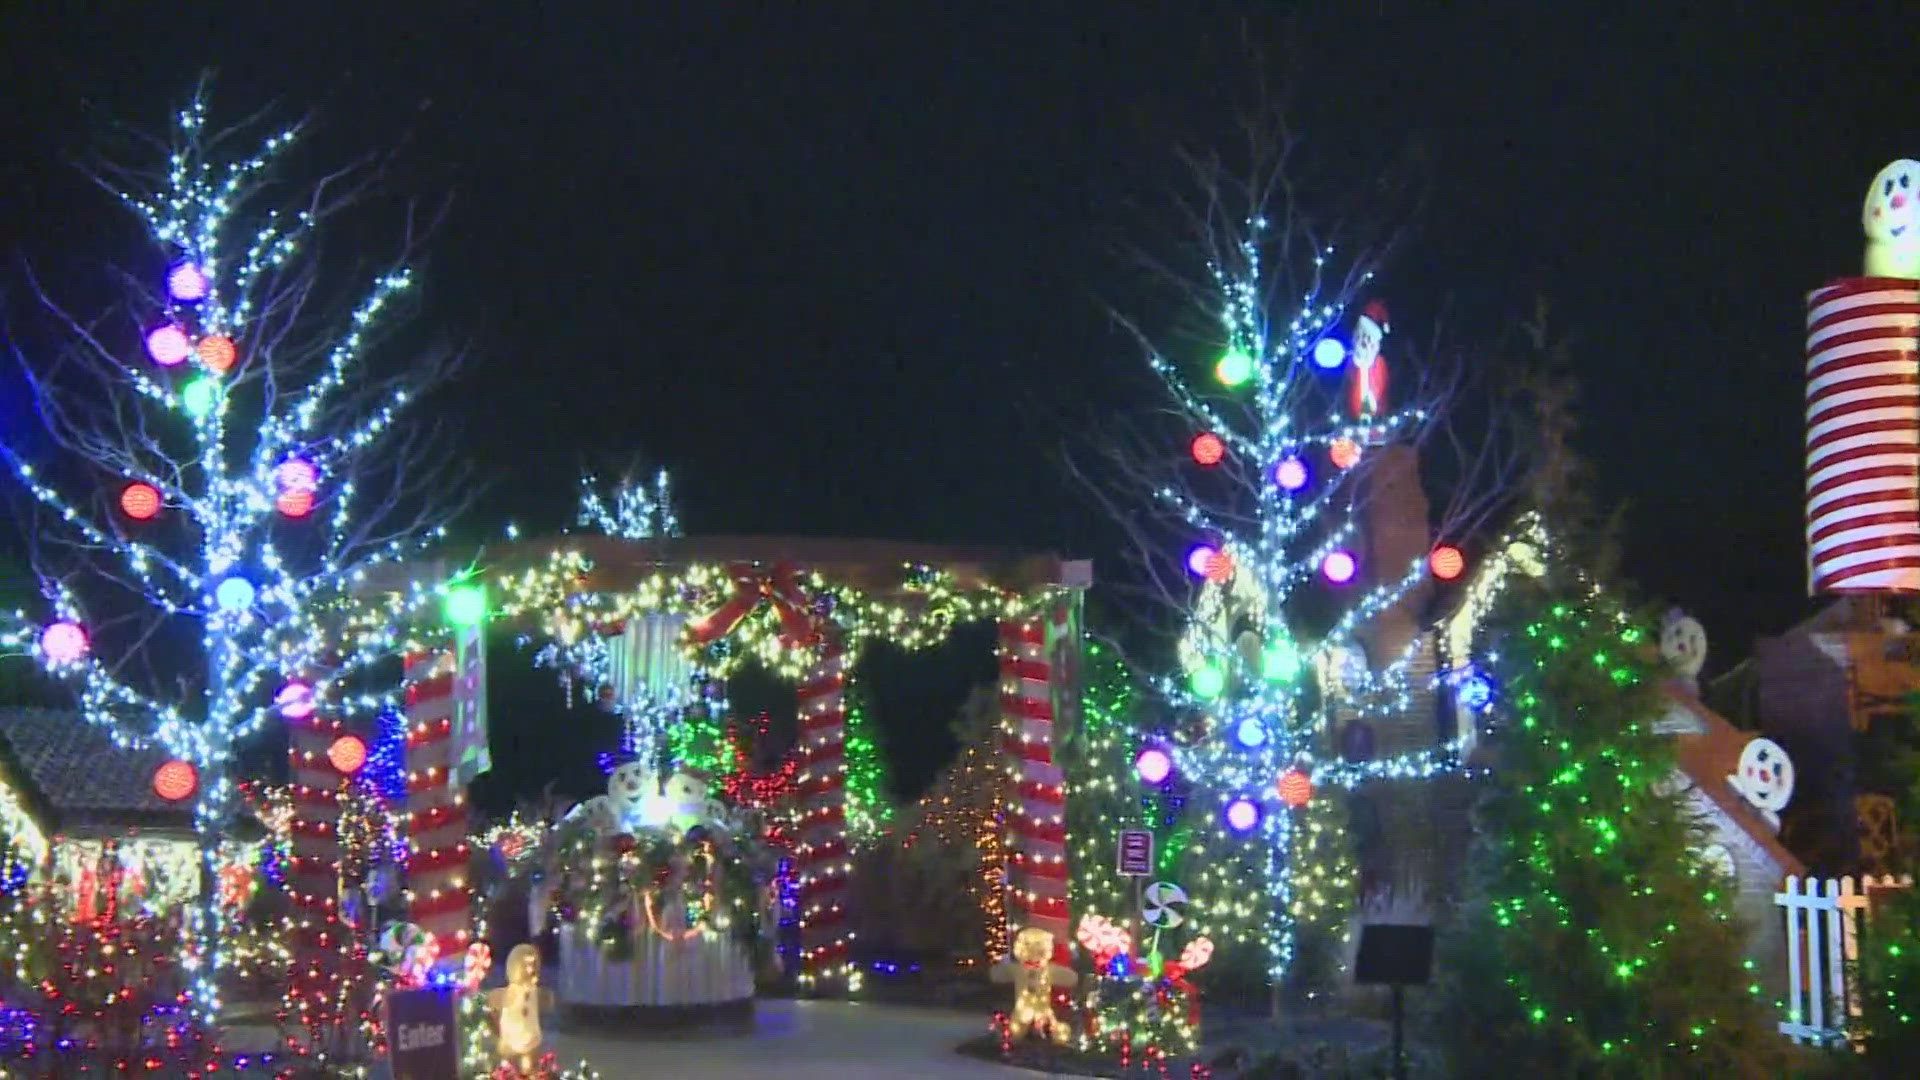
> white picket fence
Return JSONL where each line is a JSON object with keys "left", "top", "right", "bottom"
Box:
{"left": 1775, "top": 874, "right": 1913, "bottom": 1048}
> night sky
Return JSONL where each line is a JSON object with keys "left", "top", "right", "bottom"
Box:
{"left": 4, "top": 3, "right": 1919, "bottom": 801}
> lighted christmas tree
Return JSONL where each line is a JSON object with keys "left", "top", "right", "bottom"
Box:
{"left": 1436, "top": 574, "right": 1786, "bottom": 1076}
{"left": 1077, "top": 122, "right": 1521, "bottom": 996}
{"left": 0, "top": 86, "right": 468, "bottom": 1025}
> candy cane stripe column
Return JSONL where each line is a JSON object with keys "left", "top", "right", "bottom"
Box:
{"left": 284, "top": 703, "right": 346, "bottom": 1025}
{"left": 403, "top": 647, "right": 472, "bottom": 959}
{"left": 793, "top": 635, "right": 851, "bottom": 990}
{"left": 999, "top": 617, "right": 1069, "bottom": 960}
{"left": 1807, "top": 278, "right": 1920, "bottom": 592}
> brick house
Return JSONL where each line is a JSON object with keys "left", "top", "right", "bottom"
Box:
{"left": 0, "top": 707, "right": 201, "bottom": 913}
{"left": 1656, "top": 687, "right": 1806, "bottom": 1000}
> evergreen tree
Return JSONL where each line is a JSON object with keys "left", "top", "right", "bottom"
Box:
{"left": 1854, "top": 696, "right": 1920, "bottom": 1068}
{"left": 1436, "top": 579, "right": 1786, "bottom": 1076}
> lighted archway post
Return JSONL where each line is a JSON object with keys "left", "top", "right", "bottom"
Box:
{"left": 397, "top": 580, "right": 490, "bottom": 962}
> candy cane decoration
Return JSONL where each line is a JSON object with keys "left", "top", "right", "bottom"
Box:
{"left": 283, "top": 687, "right": 349, "bottom": 1022}
{"left": 999, "top": 606, "right": 1071, "bottom": 964}
{"left": 1807, "top": 277, "right": 1920, "bottom": 592}
{"left": 792, "top": 633, "right": 850, "bottom": 988}
{"left": 403, "top": 645, "right": 473, "bottom": 960}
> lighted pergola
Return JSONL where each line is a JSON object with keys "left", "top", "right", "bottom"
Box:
{"left": 352, "top": 534, "right": 1090, "bottom": 992}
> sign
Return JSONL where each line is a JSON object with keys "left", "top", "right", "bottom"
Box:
{"left": 1353, "top": 923, "right": 1435, "bottom": 986}
{"left": 387, "top": 988, "right": 459, "bottom": 1080}
{"left": 1116, "top": 829, "right": 1153, "bottom": 876}
{"left": 450, "top": 622, "right": 490, "bottom": 787}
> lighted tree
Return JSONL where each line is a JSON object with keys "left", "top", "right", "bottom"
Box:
{"left": 1069, "top": 111, "right": 1522, "bottom": 994}
{"left": 0, "top": 87, "right": 467, "bottom": 1018}
{"left": 1435, "top": 571, "right": 1786, "bottom": 1076}
{"left": 841, "top": 680, "right": 894, "bottom": 846}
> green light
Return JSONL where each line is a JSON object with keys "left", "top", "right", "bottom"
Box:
{"left": 444, "top": 584, "right": 487, "bottom": 627}
{"left": 1262, "top": 641, "right": 1300, "bottom": 682}
{"left": 1191, "top": 663, "right": 1226, "bottom": 699}
{"left": 1214, "top": 349, "right": 1254, "bottom": 387}
{"left": 180, "top": 378, "right": 219, "bottom": 419}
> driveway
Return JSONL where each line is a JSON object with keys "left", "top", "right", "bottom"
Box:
{"left": 550, "top": 999, "right": 1093, "bottom": 1080}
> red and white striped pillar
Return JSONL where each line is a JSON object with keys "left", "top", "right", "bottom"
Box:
{"left": 999, "top": 613, "right": 1070, "bottom": 963}
{"left": 791, "top": 635, "right": 851, "bottom": 990}
{"left": 1807, "top": 277, "right": 1920, "bottom": 592}
{"left": 402, "top": 646, "right": 472, "bottom": 960}
{"left": 284, "top": 703, "right": 347, "bottom": 1022}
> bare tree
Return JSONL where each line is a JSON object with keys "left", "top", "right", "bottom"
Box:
{"left": 0, "top": 84, "right": 469, "bottom": 1014}
{"left": 1062, "top": 100, "right": 1529, "bottom": 993}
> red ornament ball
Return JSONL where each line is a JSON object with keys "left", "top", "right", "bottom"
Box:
{"left": 611, "top": 833, "right": 638, "bottom": 855}
{"left": 328, "top": 734, "right": 368, "bottom": 775}
{"left": 1328, "top": 437, "right": 1362, "bottom": 470}
{"left": 1429, "top": 545, "right": 1466, "bottom": 581}
{"left": 1276, "top": 768, "right": 1314, "bottom": 809}
{"left": 1190, "top": 432, "right": 1225, "bottom": 466}
{"left": 120, "top": 482, "right": 162, "bottom": 521}
{"left": 1203, "top": 549, "right": 1235, "bottom": 584}
{"left": 196, "top": 335, "right": 237, "bottom": 374}
{"left": 275, "top": 488, "right": 315, "bottom": 518}
{"left": 153, "top": 759, "right": 199, "bottom": 802}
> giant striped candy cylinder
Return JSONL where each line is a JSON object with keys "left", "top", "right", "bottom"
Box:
{"left": 791, "top": 637, "right": 850, "bottom": 989}
{"left": 403, "top": 648, "right": 472, "bottom": 959}
{"left": 999, "top": 615, "right": 1070, "bottom": 964}
{"left": 1807, "top": 278, "right": 1920, "bottom": 593}
{"left": 284, "top": 706, "right": 346, "bottom": 1027}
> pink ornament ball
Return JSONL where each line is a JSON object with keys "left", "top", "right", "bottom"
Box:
{"left": 276, "top": 680, "right": 316, "bottom": 720}
{"left": 276, "top": 458, "right": 319, "bottom": 493}
{"left": 40, "top": 621, "right": 89, "bottom": 664}
{"left": 1275, "top": 456, "right": 1309, "bottom": 492}
{"left": 1186, "top": 545, "right": 1218, "bottom": 578}
{"left": 1224, "top": 796, "right": 1261, "bottom": 833}
{"left": 146, "top": 324, "right": 192, "bottom": 366}
{"left": 1135, "top": 746, "right": 1173, "bottom": 785}
{"left": 167, "top": 260, "right": 209, "bottom": 303}
{"left": 1321, "top": 550, "right": 1358, "bottom": 584}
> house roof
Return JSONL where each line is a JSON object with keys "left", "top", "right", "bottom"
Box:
{"left": 0, "top": 708, "right": 193, "bottom": 837}
{"left": 1658, "top": 688, "right": 1807, "bottom": 877}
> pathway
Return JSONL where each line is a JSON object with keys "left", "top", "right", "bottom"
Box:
{"left": 551, "top": 999, "right": 1091, "bottom": 1080}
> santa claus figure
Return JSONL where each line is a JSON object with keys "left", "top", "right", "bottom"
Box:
{"left": 1346, "top": 299, "right": 1390, "bottom": 424}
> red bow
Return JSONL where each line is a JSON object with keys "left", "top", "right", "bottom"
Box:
{"left": 688, "top": 563, "right": 820, "bottom": 647}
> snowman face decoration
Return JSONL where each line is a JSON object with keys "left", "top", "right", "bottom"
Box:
{"left": 1733, "top": 737, "right": 1794, "bottom": 814}
{"left": 1864, "top": 160, "right": 1920, "bottom": 243}
{"left": 607, "top": 761, "right": 653, "bottom": 807}
{"left": 663, "top": 772, "right": 711, "bottom": 830}
{"left": 1660, "top": 611, "right": 1708, "bottom": 680}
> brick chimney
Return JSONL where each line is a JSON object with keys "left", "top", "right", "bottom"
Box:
{"left": 1356, "top": 443, "right": 1433, "bottom": 668}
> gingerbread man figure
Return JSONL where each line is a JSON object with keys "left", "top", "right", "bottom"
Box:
{"left": 992, "top": 926, "right": 1077, "bottom": 1044}
{"left": 487, "top": 943, "right": 555, "bottom": 1075}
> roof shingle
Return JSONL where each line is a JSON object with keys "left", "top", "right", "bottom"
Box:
{"left": 0, "top": 708, "right": 192, "bottom": 835}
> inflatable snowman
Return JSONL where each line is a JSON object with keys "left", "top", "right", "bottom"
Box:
{"left": 1660, "top": 608, "right": 1708, "bottom": 694}
{"left": 606, "top": 758, "right": 664, "bottom": 832}
{"left": 662, "top": 771, "right": 712, "bottom": 835}
{"left": 1863, "top": 159, "right": 1920, "bottom": 278}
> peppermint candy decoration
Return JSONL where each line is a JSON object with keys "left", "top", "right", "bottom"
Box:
{"left": 1075, "top": 912, "right": 1133, "bottom": 962}
{"left": 464, "top": 942, "right": 493, "bottom": 991}
{"left": 1177, "top": 936, "right": 1214, "bottom": 972}
{"left": 1141, "top": 881, "right": 1188, "bottom": 928}
{"left": 378, "top": 921, "right": 438, "bottom": 985}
